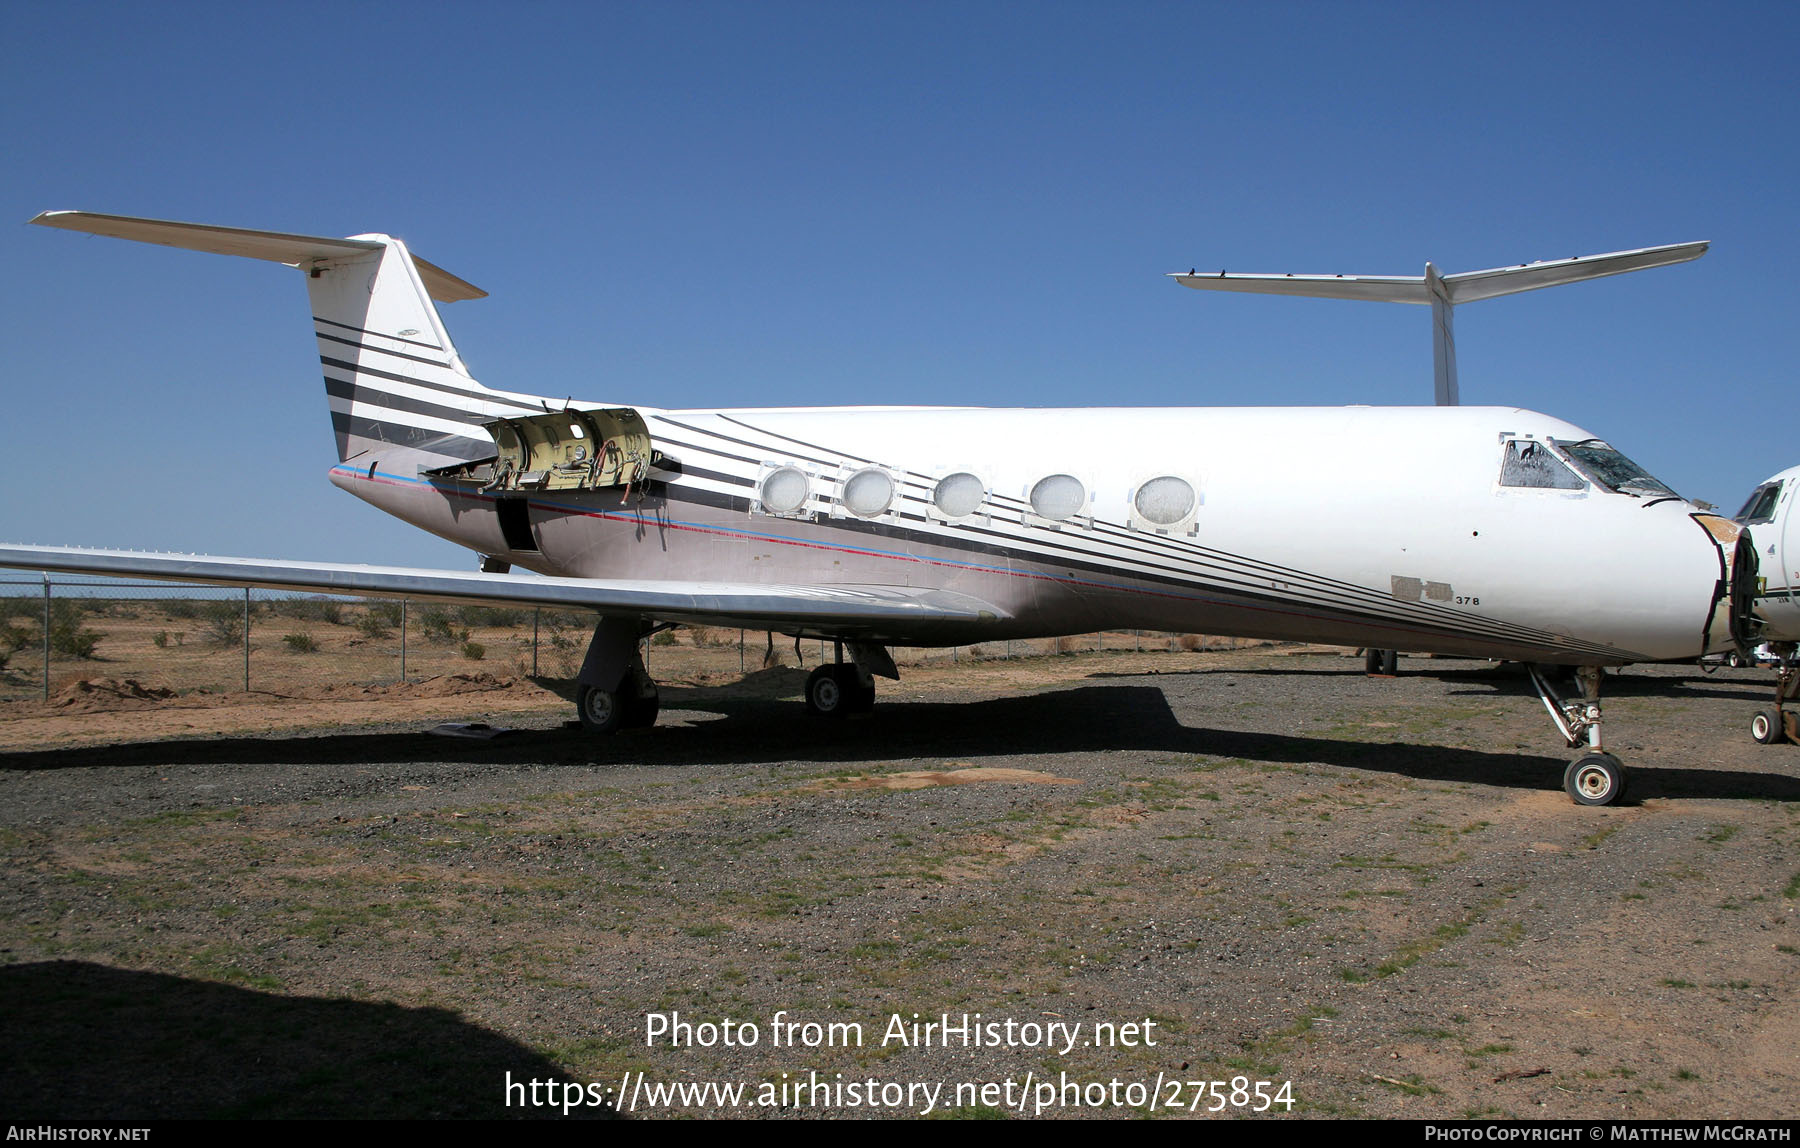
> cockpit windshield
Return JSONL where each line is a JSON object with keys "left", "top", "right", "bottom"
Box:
{"left": 1552, "top": 439, "right": 1679, "bottom": 499}
{"left": 1735, "top": 481, "right": 1783, "bottom": 523}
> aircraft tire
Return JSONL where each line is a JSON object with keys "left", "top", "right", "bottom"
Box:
{"left": 577, "top": 683, "right": 628, "bottom": 734}
{"left": 1563, "top": 752, "right": 1626, "bottom": 806}
{"left": 805, "top": 665, "right": 850, "bottom": 718}
{"left": 1751, "top": 708, "right": 1785, "bottom": 745}
{"left": 1365, "top": 649, "right": 1397, "bottom": 675}
{"left": 621, "top": 667, "right": 660, "bottom": 729}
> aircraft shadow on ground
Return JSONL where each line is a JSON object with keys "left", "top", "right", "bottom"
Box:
{"left": 7, "top": 683, "right": 1799, "bottom": 804}
{"left": 0, "top": 960, "right": 615, "bottom": 1120}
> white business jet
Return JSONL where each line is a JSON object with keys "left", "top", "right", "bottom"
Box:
{"left": 0, "top": 212, "right": 1758, "bottom": 806}
{"left": 1171, "top": 240, "right": 1712, "bottom": 677}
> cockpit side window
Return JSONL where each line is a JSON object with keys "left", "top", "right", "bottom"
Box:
{"left": 1552, "top": 438, "right": 1679, "bottom": 499}
{"left": 1500, "top": 439, "right": 1585, "bottom": 490}
{"left": 1735, "top": 481, "right": 1783, "bottom": 524}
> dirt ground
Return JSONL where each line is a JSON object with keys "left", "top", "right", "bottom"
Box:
{"left": 2, "top": 643, "right": 1798, "bottom": 1120}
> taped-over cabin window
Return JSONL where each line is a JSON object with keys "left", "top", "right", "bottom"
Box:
{"left": 932, "top": 472, "right": 986, "bottom": 518}
{"left": 1500, "top": 440, "right": 1584, "bottom": 490}
{"left": 1030, "top": 474, "right": 1087, "bottom": 521}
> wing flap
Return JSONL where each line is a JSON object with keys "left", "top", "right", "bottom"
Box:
{"left": 0, "top": 545, "right": 1006, "bottom": 634}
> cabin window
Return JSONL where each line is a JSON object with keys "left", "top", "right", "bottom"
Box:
{"left": 1736, "top": 481, "right": 1783, "bottom": 524}
{"left": 841, "top": 468, "right": 896, "bottom": 517}
{"left": 1499, "top": 440, "right": 1584, "bottom": 490}
{"left": 1553, "top": 438, "right": 1678, "bottom": 499}
{"left": 933, "top": 472, "right": 986, "bottom": 518}
{"left": 759, "top": 466, "right": 810, "bottom": 515}
{"left": 1030, "top": 474, "right": 1086, "bottom": 521}
{"left": 1134, "top": 476, "right": 1196, "bottom": 525}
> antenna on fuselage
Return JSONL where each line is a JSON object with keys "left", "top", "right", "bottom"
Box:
{"left": 1170, "top": 241, "right": 1708, "bottom": 405}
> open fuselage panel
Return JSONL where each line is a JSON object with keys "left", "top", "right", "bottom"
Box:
{"left": 434, "top": 408, "right": 657, "bottom": 493}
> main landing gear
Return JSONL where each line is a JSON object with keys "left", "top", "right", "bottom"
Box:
{"left": 575, "top": 616, "right": 661, "bottom": 734}
{"left": 572, "top": 623, "right": 898, "bottom": 733}
{"left": 577, "top": 665, "right": 660, "bottom": 733}
{"left": 1528, "top": 664, "right": 1626, "bottom": 806}
{"left": 805, "top": 640, "right": 883, "bottom": 718}
{"left": 1748, "top": 643, "right": 1798, "bottom": 746}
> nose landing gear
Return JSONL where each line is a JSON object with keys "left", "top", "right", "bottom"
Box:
{"left": 1529, "top": 664, "right": 1627, "bottom": 806}
{"left": 1747, "top": 644, "right": 1798, "bottom": 745}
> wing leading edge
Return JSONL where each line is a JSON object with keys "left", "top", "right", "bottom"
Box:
{"left": 0, "top": 546, "right": 1007, "bottom": 638}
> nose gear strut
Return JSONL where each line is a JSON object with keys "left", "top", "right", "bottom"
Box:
{"left": 1528, "top": 664, "right": 1626, "bottom": 806}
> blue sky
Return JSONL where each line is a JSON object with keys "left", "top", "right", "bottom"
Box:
{"left": 3, "top": 2, "right": 1794, "bottom": 568}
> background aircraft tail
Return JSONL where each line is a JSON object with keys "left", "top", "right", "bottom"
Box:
{"left": 30, "top": 211, "right": 543, "bottom": 468}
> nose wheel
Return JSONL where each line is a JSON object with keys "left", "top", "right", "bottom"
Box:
{"left": 1746, "top": 652, "right": 1798, "bottom": 746}
{"left": 1564, "top": 752, "right": 1626, "bottom": 806}
{"left": 1530, "top": 664, "right": 1628, "bottom": 806}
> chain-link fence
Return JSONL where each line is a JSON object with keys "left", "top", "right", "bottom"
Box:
{"left": 0, "top": 575, "right": 1264, "bottom": 704}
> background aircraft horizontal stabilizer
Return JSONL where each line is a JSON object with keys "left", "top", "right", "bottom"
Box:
{"left": 1169, "top": 241, "right": 1708, "bottom": 305}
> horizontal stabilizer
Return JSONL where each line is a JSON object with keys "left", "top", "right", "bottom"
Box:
{"left": 0, "top": 545, "right": 1007, "bottom": 633}
{"left": 28, "top": 210, "right": 485, "bottom": 302}
{"left": 1170, "top": 241, "right": 1708, "bottom": 305}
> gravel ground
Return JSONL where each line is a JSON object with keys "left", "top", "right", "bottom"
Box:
{"left": 2, "top": 650, "right": 1798, "bottom": 1120}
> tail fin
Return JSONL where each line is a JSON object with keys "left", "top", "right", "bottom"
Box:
{"left": 30, "top": 211, "right": 543, "bottom": 467}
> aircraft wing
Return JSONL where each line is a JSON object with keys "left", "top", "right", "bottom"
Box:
{"left": 0, "top": 545, "right": 1007, "bottom": 635}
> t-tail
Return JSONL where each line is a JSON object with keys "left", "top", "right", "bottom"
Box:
{"left": 29, "top": 210, "right": 548, "bottom": 469}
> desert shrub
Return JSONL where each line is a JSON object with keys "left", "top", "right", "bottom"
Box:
{"left": 356, "top": 613, "right": 391, "bottom": 639}
{"left": 541, "top": 609, "right": 589, "bottom": 633}
{"left": 271, "top": 597, "right": 344, "bottom": 625}
{"left": 163, "top": 599, "right": 199, "bottom": 619}
{"left": 651, "top": 628, "right": 678, "bottom": 646}
{"left": 460, "top": 640, "right": 486, "bottom": 661}
{"left": 456, "top": 605, "right": 525, "bottom": 629}
{"left": 48, "top": 601, "right": 101, "bottom": 658}
{"left": 1, "top": 625, "right": 31, "bottom": 655}
{"left": 282, "top": 632, "right": 318, "bottom": 653}
{"left": 418, "top": 607, "right": 470, "bottom": 646}
{"left": 367, "top": 601, "right": 403, "bottom": 628}
{"left": 152, "top": 630, "right": 169, "bottom": 648}
{"left": 201, "top": 600, "right": 243, "bottom": 646}
{"left": 1178, "top": 633, "right": 1203, "bottom": 652}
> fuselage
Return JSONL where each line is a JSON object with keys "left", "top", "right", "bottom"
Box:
{"left": 332, "top": 403, "right": 1735, "bottom": 665}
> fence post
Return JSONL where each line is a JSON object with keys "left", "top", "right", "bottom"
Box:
{"left": 532, "top": 608, "right": 540, "bottom": 677}
{"left": 400, "top": 599, "right": 408, "bottom": 682}
{"left": 739, "top": 629, "right": 744, "bottom": 675}
{"left": 41, "top": 573, "right": 50, "bottom": 702}
{"left": 242, "top": 586, "right": 251, "bottom": 692}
